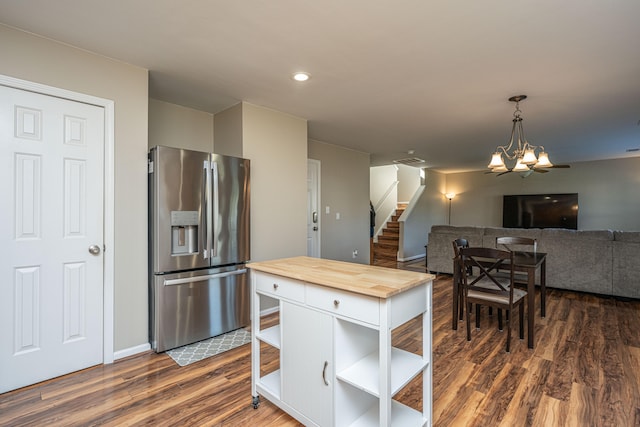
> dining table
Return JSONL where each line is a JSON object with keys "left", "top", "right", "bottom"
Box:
{"left": 452, "top": 249, "right": 546, "bottom": 349}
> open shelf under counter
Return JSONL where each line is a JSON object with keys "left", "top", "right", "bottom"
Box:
{"left": 349, "top": 400, "right": 428, "bottom": 427}
{"left": 256, "top": 324, "right": 280, "bottom": 349}
{"left": 256, "top": 369, "right": 281, "bottom": 401}
{"left": 336, "top": 347, "right": 428, "bottom": 398}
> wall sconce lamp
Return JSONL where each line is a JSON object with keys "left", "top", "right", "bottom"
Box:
{"left": 445, "top": 193, "right": 456, "bottom": 224}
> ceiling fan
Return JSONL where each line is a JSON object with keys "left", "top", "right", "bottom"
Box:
{"left": 492, "top": 163, "right": 571, "bottom": 177}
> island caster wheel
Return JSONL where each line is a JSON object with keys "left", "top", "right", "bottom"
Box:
{"left": 252, "top": 395, "right": 260, "bottom": 409}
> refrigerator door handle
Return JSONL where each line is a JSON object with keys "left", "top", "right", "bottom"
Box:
{"left": 163, "top": 268, "right": 247, "bottom": 286}
{"left": 203, "top": 160, "right": 212, "bottom": 259}
{"left": 211, "top": 161, "right": 219, "bottom": 258}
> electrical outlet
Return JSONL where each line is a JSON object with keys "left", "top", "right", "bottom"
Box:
{"left": 352, "top": 249, "right": 358, "bottom": 258}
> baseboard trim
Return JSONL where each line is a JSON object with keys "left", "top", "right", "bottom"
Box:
{"left": 113, "top": 343, "right": 152, "bottom": 361}
{"left": 398, "top": 253, "right": 426, "bottom": 262}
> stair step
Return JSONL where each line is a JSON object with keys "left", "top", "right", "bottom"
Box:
{"left": 375, "top": 248, "right": 397, "bottom": 258}
{"left": 376, "top": 244, "right": 398, "bottom": 252}
{"left": 372, "top": 204, "right": 407, "bottom": 263}
{"left": 378, "top": 235, "right": 398, "bottom": 244}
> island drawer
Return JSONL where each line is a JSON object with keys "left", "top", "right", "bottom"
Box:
{"left": 254, "top": 272, "right": 305, "bottom": 303}
{"left": 306, "top": 284, "right": 380, "bottom": 325}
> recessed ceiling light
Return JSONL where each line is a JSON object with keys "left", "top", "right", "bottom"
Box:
{"left": 292, "top": 72, "right": 311, "bottom": 82}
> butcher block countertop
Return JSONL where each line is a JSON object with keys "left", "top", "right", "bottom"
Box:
{"left": 247, "top": 256, "right": 434, "bottom": 299}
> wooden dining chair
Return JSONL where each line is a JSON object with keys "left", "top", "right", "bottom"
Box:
{"left": 496, "top": 236, "right": 537, "bottom": 285}
{"left": 451, "top": 238, "right": 469, "bottom": 328}
{"left": 453, "top": 239, "right": 505, "bottom": 330}
{"left": 460, "top": 247, "right": 527, "bottom": 352}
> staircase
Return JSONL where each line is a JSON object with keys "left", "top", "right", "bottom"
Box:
{"left": 373, "top": 204, "right": 406, "bottom": 263}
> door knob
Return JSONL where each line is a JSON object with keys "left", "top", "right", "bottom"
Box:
{"left": 88, "top": 245, "right": 101, "bottom": 255}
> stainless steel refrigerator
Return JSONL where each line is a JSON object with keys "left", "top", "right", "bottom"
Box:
{"left": 148, "top": 146, "right": 250, "bottom": 352}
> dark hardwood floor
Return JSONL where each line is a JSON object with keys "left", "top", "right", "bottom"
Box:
{"left": 2, "top": 258, "right": 640, "bottom": 426}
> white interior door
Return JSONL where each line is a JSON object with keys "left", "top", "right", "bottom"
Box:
{"left": 307, "top": 159, "right": 320, "bottom": 258}
{"left": 0, "top": 85, "right": 105, "bottom": 393}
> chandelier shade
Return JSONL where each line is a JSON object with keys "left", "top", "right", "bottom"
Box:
{"left": 488, "top": 95, "right": 554, "bottom": 174}
{"left": 534, "top": 151, "right": 553, "bottom": 168}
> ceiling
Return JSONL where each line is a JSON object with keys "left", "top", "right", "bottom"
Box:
{"left": 1, "top": 1, "right": 639, "bottom": 173}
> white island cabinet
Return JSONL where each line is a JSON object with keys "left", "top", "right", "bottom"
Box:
{"left": 249, "top": 256, "right": 434, "bottom": 427}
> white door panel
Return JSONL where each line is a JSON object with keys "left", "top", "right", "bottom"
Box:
{"left": 0, "top": 85, "right": 104, "bottom": 393}
{"left": 281, "top": 301, "right": 333, "bottom": 425}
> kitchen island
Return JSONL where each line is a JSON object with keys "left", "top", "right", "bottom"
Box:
{"left": 248, "top": 256, "right": 434, "bottom": 427}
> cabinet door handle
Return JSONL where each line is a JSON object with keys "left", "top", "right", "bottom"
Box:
{"left": 333, "top": 299, "right": 340, "bottom": 307}
{"left": 322, "top": 361, "right": 329, "bottom": 386}
{"left": 273, "top": 283, "right": 279, "bottom": 290}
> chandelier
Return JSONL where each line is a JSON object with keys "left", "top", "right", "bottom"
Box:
{"left": 488, "top": 95, "right": 553, "bottom": 173}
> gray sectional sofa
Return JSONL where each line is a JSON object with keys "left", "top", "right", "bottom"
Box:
{"left": 427, "top": 225, "right": 639, "bottom": 299}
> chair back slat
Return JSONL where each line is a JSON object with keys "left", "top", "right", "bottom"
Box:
{"left": 460, "top": 247, "right": 514, "bottom": 296}
{"left": 496, "top": 236, "right": 537, "bottom": 252}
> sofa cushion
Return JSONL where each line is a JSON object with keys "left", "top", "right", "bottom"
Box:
{"left": 431, "top": 225, "right": 484, "bottom": 235}
{"left": 614, "top": 231, "right": 640, "bottom": 243}
{"left": 613, "top": 231, "right": 640, "bottom": 298}
{"left": 541, "top": 228, "right": 613, "bottom": 241}
{"left": 427, "top": 225, "right": 484, "bottom": 274}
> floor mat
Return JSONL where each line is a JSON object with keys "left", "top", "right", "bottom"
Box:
{"left": 166, "top": 329, "right": 251, "bottom": 367}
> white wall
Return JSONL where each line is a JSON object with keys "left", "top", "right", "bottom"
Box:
{"left": 149, "top": 99, "right": 213, "bottom": 152}
{"left": 0, "top": 24, "right": 149, "bottom": 352}
{"left": 370, "top": 165, "right": 398, "bottom": 237}
{"left": 444, "top": 157, "right": 640, "bottom": 231}
{"left": 397, "top": 164, "right": 420, "bottom": 203}
{"left": 309, "top": 140, "right": 370, "bottom": 264}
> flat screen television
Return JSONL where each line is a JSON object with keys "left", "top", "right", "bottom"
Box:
{"left": 503, "top": 193, "right": 578, "bottom": 230}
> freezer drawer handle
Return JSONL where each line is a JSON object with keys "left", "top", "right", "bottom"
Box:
{"left": 163, "top": 268, "right": 247, "bottom": 286}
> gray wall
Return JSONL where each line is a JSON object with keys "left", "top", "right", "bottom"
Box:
{"left": 309, "top": 140, "right": 370, "bottom": 264}
{"left": 0, "top": 24, "right": 149, "bottom": 352}
{"left": 443, "top": 157, "right": 640, "bottom": 231}
{"left": 400, "top": 169, "right": 447, "bottom": 260}
{"left": 240, "top": 103, "right": 308, "bottom": 261}
{"left": 213, "top": 103, "right": 243, "bottom": 158}
{"left": 149, "top": 99, "right": 214, "bottom": 152}
{"left": 1, "top": 25, "right": 309, "bottom": 356}
{"left": 150, "top": 101, "right": 309, "bottom": 263}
